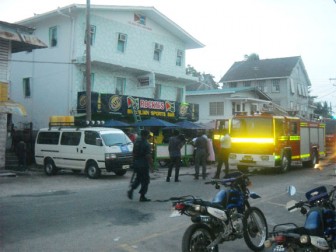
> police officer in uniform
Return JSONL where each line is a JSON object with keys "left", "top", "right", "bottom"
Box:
{"left": 127, "top": 129, "right": 153, "bottom": 202}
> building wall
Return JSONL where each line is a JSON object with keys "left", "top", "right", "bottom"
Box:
{"left": 10, "top": 15, "right": 73, "bottom": 129}
{"left": 76, "top": 11, "right": 187, "bottom": 77}
{"left": 186, "top": 91, "right": 265, "bottom": 123}
{"left": 288, "top": 63, "right": 310, "bottom": 117}
{"left": 10, "top": 8, "right": 197, "bottom": 129}
{"left": 223, "top": 63, "right": 310, "bottom": 118}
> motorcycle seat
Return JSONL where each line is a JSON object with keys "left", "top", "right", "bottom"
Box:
{"left": 201, "top": 200, "right": 225, "bottom": 210}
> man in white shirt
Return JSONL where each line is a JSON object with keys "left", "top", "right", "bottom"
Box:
{"left": 213, "top": 129, "right": 231, "bottom": 178}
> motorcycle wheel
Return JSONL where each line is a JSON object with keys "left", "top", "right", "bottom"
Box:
{"left": 243, "top": 207, "right": 268, "bottom": 251}
{"left": 182, "top": 223, "right": 218, "bottom": 252}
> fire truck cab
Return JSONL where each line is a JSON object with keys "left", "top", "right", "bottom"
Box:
{"left": 215, "top": 113, "right": 325, "bottom": 173}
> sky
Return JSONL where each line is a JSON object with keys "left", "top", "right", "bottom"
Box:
{"left": 1, "top": 0, "right": 336, "bottom": 109}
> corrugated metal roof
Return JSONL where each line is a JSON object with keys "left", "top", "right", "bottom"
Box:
{"left": 0, "top": 21, "right": 47, "bottom": 53}
{"left": 0, "top": 100, "right": 26, "bottom": 116}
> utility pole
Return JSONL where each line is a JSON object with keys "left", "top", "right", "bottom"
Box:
{"left": 85, "top": 0, "right": 92, "bottom": 121}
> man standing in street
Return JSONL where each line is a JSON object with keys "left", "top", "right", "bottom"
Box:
{"left": 17, "top": 139, "right": 27, "bottom": 171}
{"left": 194, "top": 131, "right": 209, "bottom": 180}
{"left": 213, "top": 129, "right": 231, "bottom": 178}
{"left": 166, "top": 129, "right": 185, "bottom": 182}
{"left": 127, "top": 129, "right": 153, "bottom": 202}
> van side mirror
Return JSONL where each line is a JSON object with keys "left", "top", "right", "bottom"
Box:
{"left": 96, "top": 138, "right": 103, "bottom": 146}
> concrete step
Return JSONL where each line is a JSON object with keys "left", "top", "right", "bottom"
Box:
{"left": 5, "top": 150, "right": 19, "bottom": 169}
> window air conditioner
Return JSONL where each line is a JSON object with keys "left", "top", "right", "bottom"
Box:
{"left": 119, "top": 33, "right": 127, "bottom": 42}
{"left": 155, "top": 43, "right": 163, "bottom": 51}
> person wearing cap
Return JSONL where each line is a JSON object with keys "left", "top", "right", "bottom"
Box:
{"left": 127, "top": 129, "right": 154, "bottom": 202}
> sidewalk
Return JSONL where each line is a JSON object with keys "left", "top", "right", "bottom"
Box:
{"left": 0, "top": 164, "right": 42, "bottom": 177}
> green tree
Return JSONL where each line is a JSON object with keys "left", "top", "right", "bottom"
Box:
{"left": 186, "top": 65, "right": 219, "bottom": 89}
{"left": 186, "top": 65, "right": 201, "bottom": 77}
{"left": 314, "top": 101, "right": 333, "bottom": 118}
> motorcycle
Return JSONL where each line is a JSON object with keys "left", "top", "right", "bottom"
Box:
{"left": 264, "top": 185, "right": 336, "bottom": 251}
{"left": 170, "top": 171, "right": 268, "bottom": 252}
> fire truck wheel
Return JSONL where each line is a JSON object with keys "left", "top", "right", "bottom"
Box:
{"left": 305, "top": 150, "right": 318, "bottom": 168}
{"left": 279, "top": 154, "right": 291, "bottom": 173}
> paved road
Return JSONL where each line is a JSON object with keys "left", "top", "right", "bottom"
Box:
{"left": 0, "top": 162, "right": 335, "bottom": 251}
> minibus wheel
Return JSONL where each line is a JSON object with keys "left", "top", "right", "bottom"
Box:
{"left": 86, "top": 162, "right": 101, "bottom": 179}
{"left": 44, "top": 158, "right": 57, "bottom": 176}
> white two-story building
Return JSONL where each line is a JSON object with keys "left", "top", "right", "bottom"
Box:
{"left": 220, "top": 56, "right": 314, "bottom": 119}
{"left": 10, "top": 4, "right": 204, "bottom": 130}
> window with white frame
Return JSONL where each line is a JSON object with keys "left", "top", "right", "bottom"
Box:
{"left": 84, "top": 25, "right": 96, "bottom": 46}
{"left": 154, "top": 84, "right": 161, "bottom": 99}
{"left": 116, "top": 77, "right": 126, "bottom": 95}
{"left": 297, "top": 84, "right": 302, "bottom": 96}
{"left": 236, "top": 104, "right": 241, "bottom": 112}
{"left": 23, "top": 77, "right": 31, "bottom": 98}
{"left": 272, "top": 79, "right": 280, "bottom": 92}
{"left": 290, "top": 79, "right": 295, "bottom": 94}
{"left": 229, "top": 82, "right": 237, "bottom": 88}
{"left": 153, "top": 43, "right": 163, "bottom": 61}
{"left": 243, "top": 81, "right": 251, "bottom": 87}
{"left": 257, "top": 80, "right": 266, "bottom": 92}
{"left": 209, "top": 102, "right": 224, "bottom": 116}
{"left": 251, "top": 104, "right": 258, "bottom": 113}
{"left": 49, "top": 26, "right": 57, "bottom": 47}
{"left": 303, "top": 85, "right": 308, "bottom": 97}
{"left": 176, "top": 49, "right": 183, "bottom": 66}
{"left": 117, "top": 33, "right": 127, "bottom": 53}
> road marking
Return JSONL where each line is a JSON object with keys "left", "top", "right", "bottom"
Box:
{"left": 267, "top": 201, "right": 286, "bottom": 207}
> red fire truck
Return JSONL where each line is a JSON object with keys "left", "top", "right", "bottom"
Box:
{"left": 214, "top": 113, "right": 326, "bottom": 173}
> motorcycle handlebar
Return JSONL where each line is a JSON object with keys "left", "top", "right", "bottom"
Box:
{"left": 287, "top": 201, "right": 305, "bottom": 211}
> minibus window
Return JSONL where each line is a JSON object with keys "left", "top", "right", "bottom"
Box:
{"left": 84, "top": 131, "right": 100, "bottom": 145}
{"left": 61, "top": 132, "right": 81, "bottom": 146}
{"left": 37, "top": 132, "right": 60, "bottom": 145}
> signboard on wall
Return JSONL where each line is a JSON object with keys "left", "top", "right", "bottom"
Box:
{"left": 77, "top": 92, "right": 199, "bottom": 121}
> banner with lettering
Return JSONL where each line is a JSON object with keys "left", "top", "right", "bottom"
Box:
{"left": 77, "top": 92, "right": 198, "bottom": 121}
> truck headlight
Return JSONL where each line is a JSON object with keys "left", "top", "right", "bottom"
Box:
{"left": 105, "top": 153, "right": 117, "bottom": 160}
